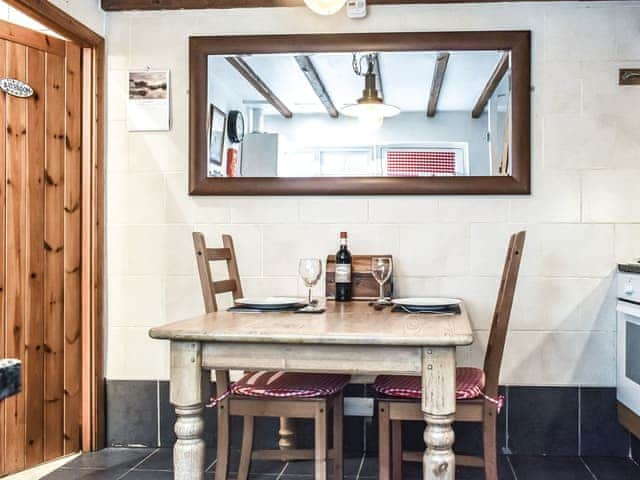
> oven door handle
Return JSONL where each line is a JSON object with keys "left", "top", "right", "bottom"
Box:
{"left": 617, "top": 302, "right": 640, "bottom": 318}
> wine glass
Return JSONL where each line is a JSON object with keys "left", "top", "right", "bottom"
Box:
{"left": 298, "top": 258, "right": 322, "bottom": 305}
{"left": 371, "top": 257, "right": 393, "bottom": 304}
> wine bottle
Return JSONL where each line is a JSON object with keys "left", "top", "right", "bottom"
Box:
{"left": 335, "top": 232, "right": 353, "bottom": 302}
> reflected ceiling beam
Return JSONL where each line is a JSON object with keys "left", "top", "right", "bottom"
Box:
{"left": 295, "top": 55, "right": 339, "bottom": 118}
{"left": 471, "top": 52, "right": 509, "bottom": 119}
{"left": 426, "top": 52, "right": 449, "bottom": 117}
{"left": 225, "top": 56, "right": 293, "bottom": 119}
{"left": 371, "top": 53, "right": 384, "bottom": 100}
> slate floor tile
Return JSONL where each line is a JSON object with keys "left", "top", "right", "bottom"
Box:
{"left": 121, "top": 471, "right": 176, "bottom": 479}
{"left": 135, "top": 447, "right": 216, "bottom": 471}
{"left": 392, "top": 455, "right": 515, "bottom": 480}
{"left": 582, "top": 456, "right": 640, "bottom": 480}
{"left": 509, "top": 456, "right": 593, "bottom": 480}
{"left": 121, "top": 471, "right": 216, "bottom": 479}
{"left": 43, "top": 468, "right": 126, "bottom": 480}
{"left": 282, "top": 454, "right": 362, "bottom": 476}
{"left": 61, "top": 448, "right": 155, "bottom": 471}
{"left": 41, "top": 448, "right": 640, "bottom": 480}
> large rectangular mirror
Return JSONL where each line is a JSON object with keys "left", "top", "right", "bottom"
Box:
{"left": 189, "top": 32, "right": 530, "bottom": 195}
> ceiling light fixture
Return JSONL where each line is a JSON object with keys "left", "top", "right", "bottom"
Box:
{"left": 342, "top": 53, "right": 400, "bottom": 128}
{"left": 303, "top": 0, "right": 348, "bottom": 15}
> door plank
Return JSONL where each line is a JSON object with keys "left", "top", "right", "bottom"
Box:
{"left": 24, "top": 46, "right": 46, "bottom": 468}
{"left": 0, "top": 18, "right": 65, "bottom": 57}
{"left": 0, "top": 38, "right": 6, "bottom": 477}
{"left": 43, "top": 51, "right": 65, "bottom": 462}
{"left": 63, "top": 42, "right": 82, "bottom": 454}
{"left": 80, "top": 46, "right": 93, "bottom": 452}
{"left": 4, "top": 40, "right": 28, "bottom": 474}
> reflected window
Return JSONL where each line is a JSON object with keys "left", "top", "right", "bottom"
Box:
{"left": 382, "top": 146, "right": 466, "bottom": 177}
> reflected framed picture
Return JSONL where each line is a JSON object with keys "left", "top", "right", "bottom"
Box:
{"left": 208, "top": 104, "right": 226, "bottom": 166}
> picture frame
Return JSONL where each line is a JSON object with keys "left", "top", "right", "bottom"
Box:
{"left": 208, "top": 104, "right": 226, "bottom": 166}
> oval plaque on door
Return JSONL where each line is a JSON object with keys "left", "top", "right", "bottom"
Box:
{"left": 0, "top": 78, "right": 34, "bottom": 98}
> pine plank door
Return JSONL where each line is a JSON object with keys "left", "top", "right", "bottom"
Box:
{"left": 0, "top": 19, "right": 83, "bottom": 476}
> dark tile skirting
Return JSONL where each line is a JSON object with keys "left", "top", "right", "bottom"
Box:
{"left": 106, "top": 381, "right": 636, "bottom": 458}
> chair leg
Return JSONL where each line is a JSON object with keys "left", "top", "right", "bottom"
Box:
{"left": 391, "top": 420, "right": 402, "bottom": 480}
{"left": 315, "top": 401, "right": 328, "bottom": 480}
{"left": 378, "top": 402, "right": 391, "bottom": 480}
{"left": 237, "top": 415, "right": 255, "bottom": 480}
{"left": 483, "top": 404, "right": 498, "bottom": 480}
{"left": 215, "top": 401, "right": 230, "bottom": 480}
{"left": 332, "top": 394, "right": 344, "bottom": 480}
{"left": 215, "top": 371, "right": 231, "bottom": 480}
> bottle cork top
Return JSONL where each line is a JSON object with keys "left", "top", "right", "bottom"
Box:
{"left": 340, "top": 232, "right": 348, "bottom": 238}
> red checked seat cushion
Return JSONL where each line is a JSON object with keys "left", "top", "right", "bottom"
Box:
{"left": 374, "top": 367, "right": 486, "bottom": 401}
{"left": 231, "top": 371, "right": 350, "bottom": 399}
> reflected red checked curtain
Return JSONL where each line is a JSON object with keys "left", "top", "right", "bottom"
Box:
{"left": 386, "top": 150, "right": 456, "bottom": 176}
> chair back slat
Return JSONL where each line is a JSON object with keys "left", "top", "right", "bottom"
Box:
{"left": 193, "top": 232, "right": 244, "bottom": 313}
{"left": 483, "top": 231, "right": 526, "bottom": 399}
{"left": 212, "top": 279, "right": 238, "bottom": 295}
{"left": 206, "top": 247, "right": 232, "bottom": 261}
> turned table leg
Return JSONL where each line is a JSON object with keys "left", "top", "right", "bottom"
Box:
{"left": 279, "top": 417, "right": 296, "bottom": 452}
{"left": 171, "top": 341, "right": 207, "bottom": 480}
{"left": 422, "top": 347, "right": 456, "bottom": 480}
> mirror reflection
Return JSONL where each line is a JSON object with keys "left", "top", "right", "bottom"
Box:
{"left": 206, "top": 50, "right": 511, "bottom": 178}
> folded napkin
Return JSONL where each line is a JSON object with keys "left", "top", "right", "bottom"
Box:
{"left": 391, "top": 304, "right": 461, "bottom": 315}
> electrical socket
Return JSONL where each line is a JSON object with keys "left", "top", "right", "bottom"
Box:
{"left": 347, "top": 0, "right": 367, "bottom": 19}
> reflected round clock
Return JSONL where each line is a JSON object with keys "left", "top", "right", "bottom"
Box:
{"left": 227, "top": 110, "right": 245, "bottom": 143}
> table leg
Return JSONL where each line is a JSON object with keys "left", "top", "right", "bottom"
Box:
{"left": 279, "top": 417, "right": 296, "bottom": 452}
{"left": 422, "top": 347, "right": 456, "bottom": 480}
{"left": 170, "top": 341, "right": 207, "bottom": 480}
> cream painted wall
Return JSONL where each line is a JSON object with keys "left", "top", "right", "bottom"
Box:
{"left": 105, "top": 2, "right": 640, "bottom": 386}
{"left": 49, "top": 0, "right": 105, "bottom": 36}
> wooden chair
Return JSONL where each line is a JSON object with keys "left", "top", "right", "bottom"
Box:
{"left": 193, "top": 232, "right": 346, "bottom": 480}
{"left": 376, "top": 231, "right": 526, "bottom": 480}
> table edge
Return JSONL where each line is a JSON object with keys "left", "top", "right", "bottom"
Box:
{"left": 148, "top": 329, "right": 474, "bottom": 347}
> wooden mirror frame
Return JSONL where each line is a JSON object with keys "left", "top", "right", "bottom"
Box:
{"left": 189, "top": 31, "right": 530, "bottom": 195}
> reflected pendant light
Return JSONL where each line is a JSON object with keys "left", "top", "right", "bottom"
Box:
{"left": 342, "top": 54, "right": 400, "bottom": 127}
{"left": 304, "top": 0, "right": 348, "bottom": 15}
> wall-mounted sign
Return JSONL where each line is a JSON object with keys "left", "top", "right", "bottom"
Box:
{"left": 0, "top": 78, "right": 34, "bottom": 98}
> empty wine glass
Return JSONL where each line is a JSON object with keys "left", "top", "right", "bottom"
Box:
{"left": 371, "top": 257, "right": 393, "bottom": 304}
{"left": 299, "top": 258, "right": 322, "bottom": 305}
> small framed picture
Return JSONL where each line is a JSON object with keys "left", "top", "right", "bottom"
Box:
{"left": 208, "top": 105, "right": 227, "bottom": 166}
{"left": 127, "top": 70, "right": 171, "bottom": 131}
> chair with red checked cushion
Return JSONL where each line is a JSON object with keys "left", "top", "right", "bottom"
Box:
{"left": 193, "top": 232, "right": 348, "bottom": 480}
{"left": 375, "top": 231, "right": 525, "bottom": 480}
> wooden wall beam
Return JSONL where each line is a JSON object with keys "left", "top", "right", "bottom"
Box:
{"left": 102, "top": 0, "right": 636, "bottom": 11}
{"left": 426, "top": 51, "right": 449, "bottom": 117}
{"left": 225, "top": 56, "right": 293, "bottom": 118}
{"left": 471, "top": 51, "right": 509, "bottom": 119}
{"left": 294, "top": 55, "right": 338, "bottom": 118}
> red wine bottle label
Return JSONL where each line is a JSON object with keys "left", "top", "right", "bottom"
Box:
{"left": 335, "top": 264, "right": 351, "bottom": 283}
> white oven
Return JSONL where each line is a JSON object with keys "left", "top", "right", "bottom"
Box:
{"left": 617, "top": 272, "right": 640, "bottom": 416}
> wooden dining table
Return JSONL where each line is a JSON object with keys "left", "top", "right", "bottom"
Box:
{"left": 149, "top": 300, "right": 473, "bottom": 480}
